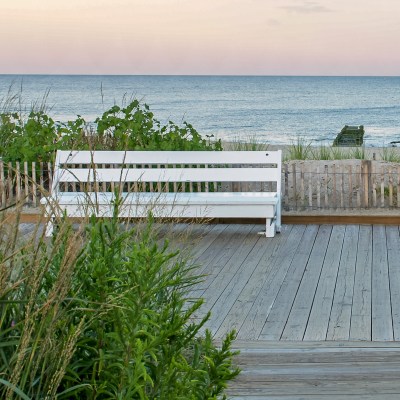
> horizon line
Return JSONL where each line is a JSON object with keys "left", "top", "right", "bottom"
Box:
{"left": 0, "top": 73, "right": 400, "bottom": 78}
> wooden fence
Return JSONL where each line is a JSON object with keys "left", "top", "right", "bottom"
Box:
{"left": 283, "top": 160, "right": 400, "bottom": 211}
{"left": 1, "top": 160, "right": 400, "bottom": 212}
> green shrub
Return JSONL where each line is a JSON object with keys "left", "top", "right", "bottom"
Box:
{"left": 93, "top": 100, "right": 222, "bottom": 152}
{"left": 0, "top": 100, "right": 222, "bottom": 162}
{"left": 0, "top": 111, "right": 58, "bottom": 162}
{"left": 0, "top": 210, "right": 239, "bottom": 399}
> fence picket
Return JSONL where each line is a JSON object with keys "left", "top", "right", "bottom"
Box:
{"left": 0, "top": 162, "right": 4, "bottom": 207}
{"left": 300, "top": 163, "right": 305, "bottom": 208}
{"left": 7, "top": 162, "right": 13, "bottom": 207}
{"left": 16, "top": 162, "right": 21, "bottom": 202}
{"left": 398, "top": 166, "right": 400, "bottom": 208}
{"left": 356, "top": 164, "right": 361, "bottom": 208}
{"left": 324, "top": 164, "right": 328, "bottom": 208}
{"left": 380, "top": 165, "right": 385, "bottom": 208}
{"left": 292, "top": 163, "right": 297, "bottom": 209}
{"left": 284, "top": 164, "right": 289, "bottom": 209}
{"left": 308, "top": 164, "right": 312, "bottom": 208}
{"left": 333, "top": 164, "right": 337, "bottom": 209}
{"left": 340, "top": 164, "right": 344, "bottom": 208}
{"left": 316, "top": 166, "right": 320, "bottom": 209}
{"left": 31, "top": 162, "right": 37, "bottom": 206}
{"left": 40, "top": 162, "right": 44, "bottom": 197}
{"left": 389, "top": 168, "right": 393, "bottom": 207}
{"left": 348, "top": 165, "right": 353, "bottom": 209}
{"left": 47, "top": 162, "right": 52, "bottom": 194}
{"left": 24, "top": 162, "right": 29, "bottom": 201}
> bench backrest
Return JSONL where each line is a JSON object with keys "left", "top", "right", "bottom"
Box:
{"left": 51, "top": 150, "right": 282, "bottom": 195}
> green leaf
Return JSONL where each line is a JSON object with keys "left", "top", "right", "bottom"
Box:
{"left": 0, "top": 378, "right": 31, "bottom": 400}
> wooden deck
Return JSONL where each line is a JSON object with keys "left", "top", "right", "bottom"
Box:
{"left": 179, "top": 223, "right": 400, "bottom": 342}
{"left": 19, "top": 222, "right": 400, "bottom": 398}
{"left": 227, "top": 340, "right": 400, "bottom": 399}
{"left": 175, "top": 223, "right": 400, "bottom": 399}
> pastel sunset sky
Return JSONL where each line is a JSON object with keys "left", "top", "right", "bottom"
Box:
{"left": 1, "top": 0, "right": 399, "bottom": 75}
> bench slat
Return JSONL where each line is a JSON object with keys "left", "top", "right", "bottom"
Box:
{"left": 43, "top": 191, "right": 278, "bottom": 205}
{"left": 56, "top": 168, "right": 281, "bottom": 184}
{"left": 57, "top": 150, "right": 281, "bottom": 165}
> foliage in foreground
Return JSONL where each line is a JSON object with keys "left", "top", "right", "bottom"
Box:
{"left": 0, "top": 210, "right": 239, "bottom": 399}
{"left": 0, "top": 99, "right": 222, "bottom": 162}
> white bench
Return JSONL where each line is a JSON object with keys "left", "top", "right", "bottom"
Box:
{"left": 41, "top": 150, "right": 282, "bottom": 237}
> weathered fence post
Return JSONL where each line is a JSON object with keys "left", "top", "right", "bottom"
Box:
{"left": 0, "top": 161, "right": 4, "bottom": 207}
{"left": 31, "top": 161, "right": 37, "bottom": 206}
{"left": 361, "top": 160, "right": 372, "bottom": 208}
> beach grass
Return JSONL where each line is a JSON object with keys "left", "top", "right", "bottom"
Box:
{"left": 230, "top": 134, "right": 269, "bottom": 151}
{"left": 286, "top": 137, "right": 312, "bottom": 160}
{"left": 379, "top": 146, "right": 400, "bottom": 163}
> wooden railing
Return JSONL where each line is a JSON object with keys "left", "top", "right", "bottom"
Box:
{"left": 1, "top": 160, "right": 399, "bottom": 212}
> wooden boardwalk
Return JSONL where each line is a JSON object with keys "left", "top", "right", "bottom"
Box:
{"left": 227, "top": 340, "right": 400, "bottom": 399}
{"left": 179, "top": 223, "right": 400, "bottom": 342}
{"left": 19, "top": 222, "right": 400, "bottom": 398}
{"left": 175, "top": 223, "right": 400, "bottom": 399}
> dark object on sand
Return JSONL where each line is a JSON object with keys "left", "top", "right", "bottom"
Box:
{"left": 333, "top": 125, "right": 364, "bottom": 146}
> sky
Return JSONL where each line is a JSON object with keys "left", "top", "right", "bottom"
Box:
{"left": 0, "top": 0, "right": 399, "bottom": 75}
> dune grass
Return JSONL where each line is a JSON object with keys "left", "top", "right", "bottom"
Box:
{"left": 230, "top": 134, "right": 269, "bottom": 151}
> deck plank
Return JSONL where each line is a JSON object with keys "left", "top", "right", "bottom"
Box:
{"left": 326, "top": 225, "right": 359, "bottom": 340}
{"left": 350, "top": 224, "right": 373, "bottom": 340}
{"left": 189, "top": 225, "right": 255, "bottom": 306}
{"left": 228, "top": 341, "right": 400, "bottom": 398}
{"left": 387, "top": 226, "right": 400, "bottom": 340}
{"left": 214, "top": 225, "right": 294, "bottom": 339}
{"left": 237, "top": 225, "right": 313, "bottom": 340}
{"left": 190, "top": 223, "right": 242, "bottom": 278}
{"left": 201, "top": 226, "right": 271, "bottom": 334}
{"left": 258, "top": 224, "right": 322, "bottom": 340}
{"left": 278, "top": 225, "right": 332, "bottom": 340}
{"left": 303, "top": 225, "right": 345, "bottom": 340}
{"left": 372, "top": 225, "right": 393, "bottom": 341}
{"left": 197, "top": 224, "right": 258, "bottom": 308}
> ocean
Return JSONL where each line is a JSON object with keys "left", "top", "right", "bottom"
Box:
{"left": 0, "top": 75, "right": 399, "bottom": 147}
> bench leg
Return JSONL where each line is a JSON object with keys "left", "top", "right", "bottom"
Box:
{"left": 276, "top": 199, "right": 281, "bottom": 233}
{"left": 45, "top": 218, "right": 54, "bottom": 237}
{"left": 265, "top": 218, "right": 276, "bottom": 238}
